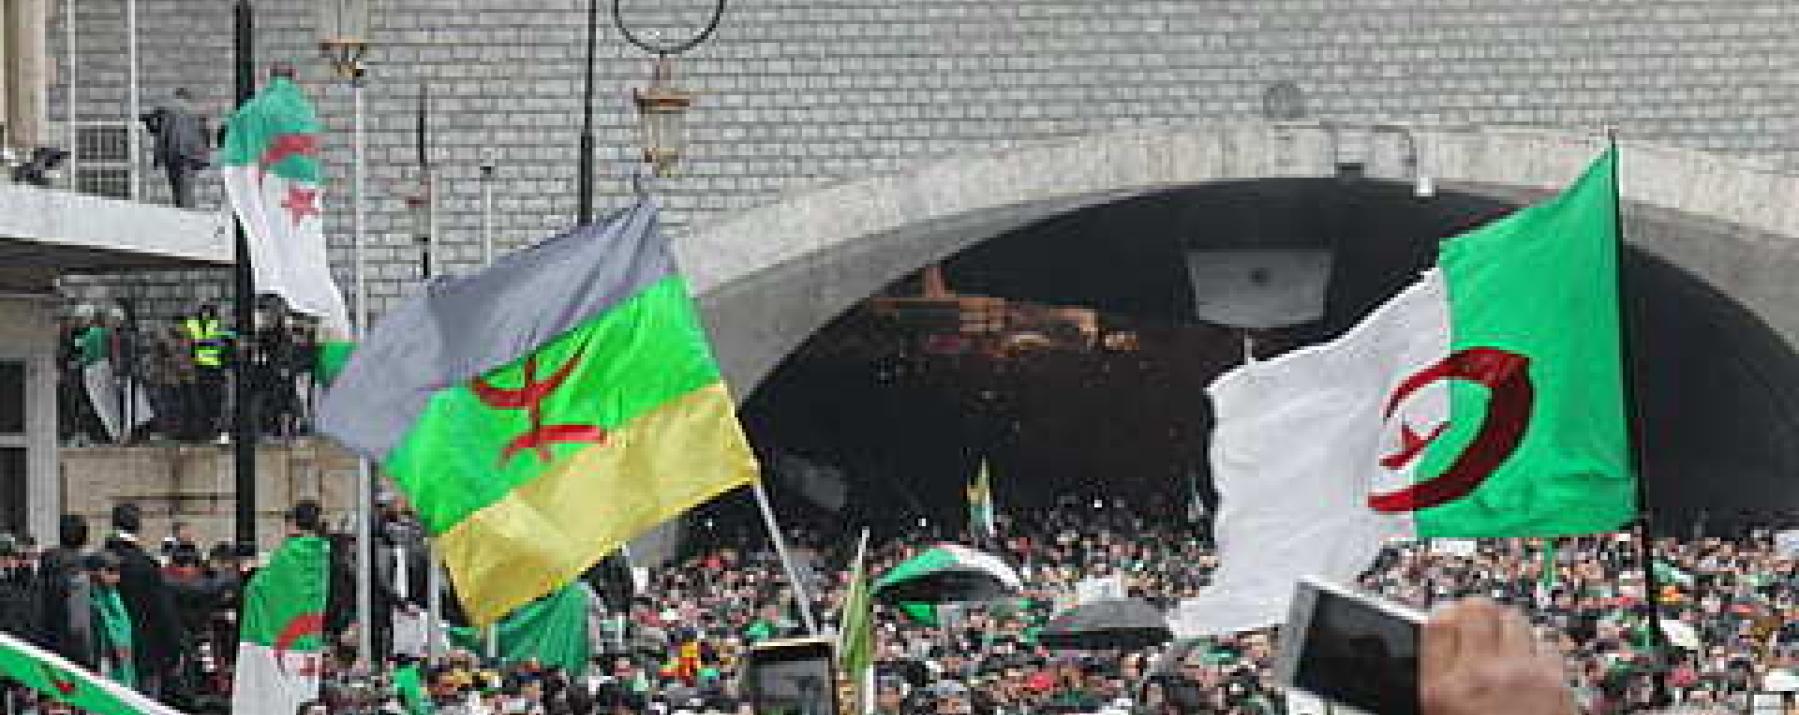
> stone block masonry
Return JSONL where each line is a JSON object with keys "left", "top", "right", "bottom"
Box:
{"left": 47, "top": 0, "right": 1799, "bottom": 322}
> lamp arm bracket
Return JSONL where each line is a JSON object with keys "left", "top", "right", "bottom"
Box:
{"left": 611, "top": 0, "right": 727, "bottom": 56}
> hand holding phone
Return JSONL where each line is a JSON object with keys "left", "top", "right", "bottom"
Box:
{"left": 1275, "top": 578, "right": 1580, "bottom": 715}
{"left": 1418, "top": 599, "right": 1579, "bottom": 715}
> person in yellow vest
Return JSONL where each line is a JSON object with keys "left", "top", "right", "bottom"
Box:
{"left": 181, "top": 302, "right": 231, "bottom": 442}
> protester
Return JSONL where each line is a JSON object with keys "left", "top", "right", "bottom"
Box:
{"left": 35, "top": 515, "right": 97, "bottom": 667}
{"left": 88, "top": 550, "right": 138, "bottom": 688}
{"left": 102, "top": 502, "right": 184, "bottom": 698}
{"left": 139, "top": 87, "right": 211, "bottom": 208}
{"left": 7, "top": 498, "right": 1796, "bottom": 714}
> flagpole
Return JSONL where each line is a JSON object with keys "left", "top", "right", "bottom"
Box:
{"left": 351, "top": 70, "right": 376, "bottom": 673}
{"left": 230, "top": 0, "right": 259, "bottom": 551}
{"left": 751, "top": 481, "right": 820, "bottom": 636}
{"left": 1607, "top": 129, "right": 1672, "bottom": 708}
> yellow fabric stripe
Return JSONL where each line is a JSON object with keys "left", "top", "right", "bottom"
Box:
{"left": 438, "top": 381, "right": 757, "bottom": 625}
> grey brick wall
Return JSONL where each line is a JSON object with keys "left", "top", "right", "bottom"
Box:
{"left": 49, "top": 0, "right": 1799, "bottom": 320}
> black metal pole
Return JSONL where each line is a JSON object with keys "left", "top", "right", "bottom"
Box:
{"left": 577, "top": 0, "right": 598, "bottom": 225}
{"left": 231, "top": 0, "right": 259, "bottom": 551}
{"left": 1609, "top": 131, "right": 1672, "bottom": 709}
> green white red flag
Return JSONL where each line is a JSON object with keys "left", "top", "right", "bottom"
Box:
{"left": 1172, "top": 147, "right": 1636, "bottom": 636}
{"left": 222, "top": 77, "right": 350, "bottom": 335}
{"left": 232, "top": 535, "right": 330, "bottom": 715}
{"left": 0, "top": 629, "right": 183, "bottom": 715}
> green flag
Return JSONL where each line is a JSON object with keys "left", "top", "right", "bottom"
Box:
{"left": 967, "top": 459, "right": 996, "bottom": 539}
{"left": 232, "top": 535, "right": 330, "bottom": 715}
{"left": 838, "top": 536, "right": 875, "bottom": 714}
{"left": 0, "top": 630, "right": 181, "bottom": 715}
{"left": 393, "top": 663, "right": 434, "bottom": 715}
{"left": 494, "top": 583, "right": 593, "bottom": 675}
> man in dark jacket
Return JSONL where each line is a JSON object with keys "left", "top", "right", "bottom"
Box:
{"left": 0, "top": 533, "right": 39, "bottom": 640}
{"left": 103, "top": 502, "right": 184, "bottom": 698}
{"left": 139, "top": 87, "right": 210, "bottom": 208}
{"left": 35, "top": 515, "right": 97, "bottom": 667}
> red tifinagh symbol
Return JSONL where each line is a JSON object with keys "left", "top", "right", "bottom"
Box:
{"left": 1369, "top": 347, "right": 1534, "bottom": 513}
{"left": 470, "top": 345, "right": 607, "bottom": 465}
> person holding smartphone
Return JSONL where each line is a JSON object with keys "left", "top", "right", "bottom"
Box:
{"left": 1421, "top": 599, "right": 1580, "bottom": 715}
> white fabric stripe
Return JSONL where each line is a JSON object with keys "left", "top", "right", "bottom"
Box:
{"left": 223, "top": 167, "right": 351, "bottom": 334}
{"left": 230, "top": 643, "right": 321, "bottom": 715}
{"left": 1169, "top": 271, "right": 1449, "bottom": 637}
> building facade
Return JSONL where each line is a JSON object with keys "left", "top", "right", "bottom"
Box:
{"left": 47, "top": 0, "right": 1798, "bottom": 320}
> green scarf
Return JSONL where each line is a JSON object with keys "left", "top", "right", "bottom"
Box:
{"left": 92, "top": 586, "right": 135, "bottom": 687}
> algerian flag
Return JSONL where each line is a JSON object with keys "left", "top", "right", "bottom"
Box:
{"left": 0, "top": 630, "right": 183, "bottom": 715}
{"left": 967, "top": 459, "right": 996, "bottom": 540}
{"left": 1172, "top": 148, "right": 1635, "bottom": 636}
{"left": 318, "top": 201, "right": 757, "bottom": 625}
{"left": 875, "top": 544, "right": 1022, "bottom": 607}
{"left": 222, "top": 77, "right": 350, "bottom": 335}
{"left": 232, "top": 535, "right": 329, "bottom": 715}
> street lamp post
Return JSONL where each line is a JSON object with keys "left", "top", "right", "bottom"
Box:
{"left": 317, "top": 0, "right": 374, "bottom": 670}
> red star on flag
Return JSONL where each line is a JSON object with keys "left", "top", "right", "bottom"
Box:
{"left": 281, "top": 186, "right": 320, "bottom": 226}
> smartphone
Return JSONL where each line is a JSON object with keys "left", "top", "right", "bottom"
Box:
{"left": 1275, "top": 576, "right": 1426, "bottom": 715}
{"left": 741, "top": 636, "right": 839, "bottom": 715}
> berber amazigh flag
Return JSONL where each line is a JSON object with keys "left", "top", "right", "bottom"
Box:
{"left": 318, "top": 200, "right": 757, "bottom": 625}
{"left": 0, "top": 630, "right": 184, "bottom": 715}
{"left": 221, "top": 75, "right": 351, "bottom": 335}
{"left": 1171, "top": 147, "right": 1636, "bottom": 636}
{"left": 231, "top": 533, "right": 330, "bottom": 715}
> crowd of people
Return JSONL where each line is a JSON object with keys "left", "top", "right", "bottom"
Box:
{"left": 2, "top": 498, "right": 1797, "bottom": 714}
{"left": 58, "top": 300, "right": 325, "bottom": 446}
{"left": 328, "top": 504, "right": 1799, "bottom": 714}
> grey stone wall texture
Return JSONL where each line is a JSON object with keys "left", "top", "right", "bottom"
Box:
{"left": 48, "top": 0, "right": 1799, "bottom": 319}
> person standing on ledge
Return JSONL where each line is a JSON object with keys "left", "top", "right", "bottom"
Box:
{"left": 141, "top": 87, "right": 211, "bottom": 209}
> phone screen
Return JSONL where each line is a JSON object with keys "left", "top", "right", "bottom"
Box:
{"left": 1284, "top": 580, "right": 1423, "bottom": 715}
{"left": 743, "top": 638, "right": 838, "bottom": 715}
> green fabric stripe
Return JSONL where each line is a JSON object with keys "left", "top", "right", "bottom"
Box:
{"left": 386, "top": 276, "right": 721, "bottom": 534}
{"left": 315, "top": 341, "right": 355, "bottom": 385}
{"left": 875, "top": 546, "right": 963, "bottom": 592}
{"left": 1416, "top": 147, "right": 1635, "bottom": 537}
{"left": 221, "top": 78, "right": 323, "bottom": 183}
{"left": 240, "top": 535, "right": 330, "bottom": 649}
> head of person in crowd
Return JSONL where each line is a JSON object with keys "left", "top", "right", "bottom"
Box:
{"left": 112, "top": 501, "right": 143, "bottom": 536}
{"left": 58, "top": 514, "right": 89, "bottom": 550}
{"left": 287, "top": 499, "right": 325, "bottom": 538}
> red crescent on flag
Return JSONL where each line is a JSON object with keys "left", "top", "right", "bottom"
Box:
{"left": 271, "top": 612, "right": 325, "bottom": 677}
{"left": 1369, "top": 347, "right": 1533, "bottom": 513}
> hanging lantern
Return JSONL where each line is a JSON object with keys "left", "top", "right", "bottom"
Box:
{"left": 317, "top": 0, "right": 373, "bottom": 78}
{"left": 633, "top": 56, "right": 695, "bottom": 177}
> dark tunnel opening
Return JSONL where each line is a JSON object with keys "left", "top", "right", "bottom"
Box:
{"left": 731, "top": 179, "right": 1799, "bottom": 539}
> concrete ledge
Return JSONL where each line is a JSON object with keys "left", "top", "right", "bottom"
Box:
{"left": 59, "top": 439, "right": 358, "bottom": 550}
{"left": 0, "top": 184, "right": 230, "bottom": 270}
